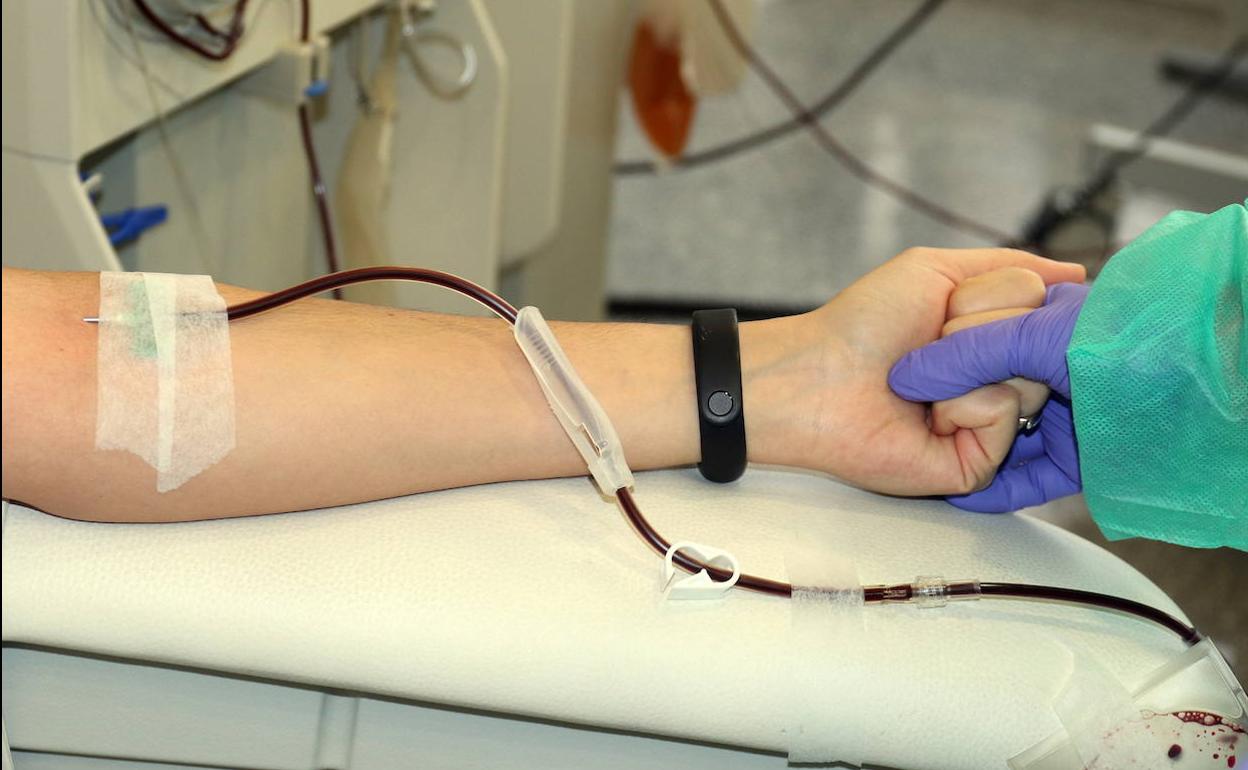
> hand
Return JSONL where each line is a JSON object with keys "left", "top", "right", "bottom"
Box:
{"left": 924, "top": 266, "right": 1053, "bottom": 500}
{"left": 939, "top": 266, "right": 1053, "bottom": 417}
{"left": 886, "top": 281, "right": 1090, "bottom": 511}
{"left": 743, "top": 248, "right": 1085, "bottom": 496}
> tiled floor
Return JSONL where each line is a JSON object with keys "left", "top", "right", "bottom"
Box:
{"left": 606, "top": 0, "right": 1247, "bottom": 675}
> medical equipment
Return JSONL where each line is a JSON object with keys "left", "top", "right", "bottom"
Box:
{"left": 99, "top": 204, "right": 168, "bottom": 247}
{"left": 614, "top": 0, "right": 945, "bottom": 175}
{"left": 628, "top": 1, "right": 699, "bottom": 161}
{"left": 4, "top": 0, "right": 600, "bottom": 316}
{"left": 127, "top": 0, "right": 342, "bottom": 282}
{"left": 128, "top": 0, "right": 251, "bottom": 61}
{"left": 83, "top": 264, "right": 1205, "bottom": 646}
{"left": 401, "top": 3, "right": 479, "bottom": 100}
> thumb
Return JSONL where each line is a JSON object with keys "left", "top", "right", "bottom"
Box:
{"left": 888, "top": 315, "right": 1025, "bottom": 402}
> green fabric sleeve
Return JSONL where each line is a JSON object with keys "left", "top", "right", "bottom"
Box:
{"left": 1067, "top": 201, "right": 1247, "bottom": 550}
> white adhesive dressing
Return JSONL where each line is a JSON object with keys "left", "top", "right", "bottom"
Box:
{"left": 96, "top": 272, "right": 235, "bottom": 492}
{"left": 1011, "top": 639, "right": 1248, "bottom": 769}
{"left": 1053, "top": 645, "right": 1140, "bottom": 767}
{"left": 786, "top": 546, "right": 866, "bottom": 766}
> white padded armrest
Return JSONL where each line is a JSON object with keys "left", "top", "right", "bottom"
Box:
{"left": 1, "top": 469, "right": 1187, "bottom": 768}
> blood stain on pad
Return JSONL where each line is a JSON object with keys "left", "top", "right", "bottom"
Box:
{"left": 1085, "top": 710, "right": 1243, "bottom": 767}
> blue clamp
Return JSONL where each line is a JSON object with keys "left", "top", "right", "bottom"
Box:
{"left": 100, "top": 205, "right": 168, "bottom": 247}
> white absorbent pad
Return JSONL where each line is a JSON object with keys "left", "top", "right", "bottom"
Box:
{"left": 0, "top": 469, "right": 1190, "bottom": 769}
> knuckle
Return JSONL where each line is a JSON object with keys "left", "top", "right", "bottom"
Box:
{"left": 1002, "top": 265, "right": 1046, "bottom": 290}
{"left": 985, "top": 385, "right": 1022, "bottom": 420}
{"left": 954, "top": 469, "right": 986, "bottom": 496}
{"left": 898, "top": 246, "right": 935, "bottom": 263}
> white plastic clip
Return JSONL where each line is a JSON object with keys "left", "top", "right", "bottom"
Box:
{"left": 663, "top": 541, "right": 740, "bottom": 600}
{"left": 240, "top": 37, "right": 331, "bottom": 104}
{"left": 513, "top": 307, "right": 635, "bottom": 496}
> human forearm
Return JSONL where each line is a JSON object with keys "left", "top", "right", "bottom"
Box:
{"left": 1, "top": 268, "right": 805, "bottom": 522}
{"left": 4, "top": 247, "right": 1086, "bottom": 523}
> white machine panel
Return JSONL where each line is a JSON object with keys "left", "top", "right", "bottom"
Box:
{"left": 483, "top": 0, "right": 573, "bottom": 264}
{"left": 2, "top": 1, "right": 373, "bottom": 161}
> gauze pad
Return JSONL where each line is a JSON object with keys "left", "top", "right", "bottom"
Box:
{"left": 96, "top": 272, "right": 235, "bottom": 492}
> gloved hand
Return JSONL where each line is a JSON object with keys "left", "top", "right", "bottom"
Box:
{"left": 887, "top": 282, "right": 1090, "bottom": 512}
{"left": 751, "top": 248, "right": 1083, "bottom": 498}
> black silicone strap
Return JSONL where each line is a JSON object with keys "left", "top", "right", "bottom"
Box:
{"left": 691, "top": 309, "right": 746, "bottom": 483}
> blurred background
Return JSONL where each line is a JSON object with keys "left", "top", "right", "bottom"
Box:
{"left": 608, "top": 0, "right": 1248, "bottom": 318}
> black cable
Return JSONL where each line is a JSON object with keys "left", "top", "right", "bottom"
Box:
{"left": 614, "top": 0, "right": 947, "bottom": 176}
{"left": 704, "top": 0, "right": 1018, "bottom": 244}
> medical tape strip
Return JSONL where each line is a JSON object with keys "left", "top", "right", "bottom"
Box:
{"left": 1009, "top": 641, "right": 1140, "bottom": 769}
{"left": 1053, "top": 643, "right": 1139, "bottom": 768}
{"left": 785, "top": 545, "right": 867, "bottom": 766}
{"left": 96, "top": 272, "right": 236, "bottom": 492}
{"left": 1014, "top": 639, "right": 1248, "bottom": 768}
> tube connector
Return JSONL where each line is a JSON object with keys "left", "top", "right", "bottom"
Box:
{"left": 863, "top": 576, "right": 981, "bottom": 608}
{"left": 513, "top": 306, "right": 635, "bottom": 496}
{"left": 912, "top": 575, "right": 981, "bottom": 608}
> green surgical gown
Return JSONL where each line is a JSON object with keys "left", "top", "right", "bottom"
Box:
{"left": 1068, "top": 200, "right": 1247, "bottom": 550}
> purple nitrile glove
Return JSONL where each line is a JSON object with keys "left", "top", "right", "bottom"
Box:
{"left": 888, "top": 282, "right": 1091, "bottom": 512}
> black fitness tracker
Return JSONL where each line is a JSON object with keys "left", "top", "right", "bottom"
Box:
{"left": 691, "top": 309, "right": 746, "bottom": 483}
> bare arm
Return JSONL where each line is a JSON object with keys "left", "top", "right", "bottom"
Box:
{"left": 2, "top": 249, "right": 1084, "bottom": 523}
{"left": 1, "top": 268, "right": 808, "bottom": 521}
